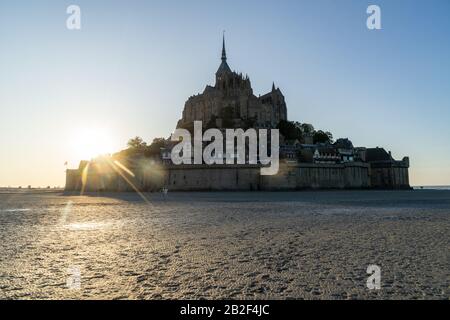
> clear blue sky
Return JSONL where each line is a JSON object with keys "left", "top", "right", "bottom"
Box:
{"left": 0, "top": 0, "right": 449, "bottom": 187}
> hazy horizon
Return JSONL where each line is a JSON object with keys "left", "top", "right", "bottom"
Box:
{"left": 1, "top": 0, "right": 449, "bottom": 187}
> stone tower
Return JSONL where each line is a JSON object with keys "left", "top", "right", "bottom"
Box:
{"left": 177, "top": 36, "right": 287, "bottom": 131}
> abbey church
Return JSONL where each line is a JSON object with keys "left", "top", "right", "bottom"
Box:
{"left": 177, "top": 36, "right": 287, "bottom": 130}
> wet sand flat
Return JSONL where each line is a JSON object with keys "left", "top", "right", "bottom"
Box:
{"left": 0, "top": 190, "right": 449, "bottom": 299}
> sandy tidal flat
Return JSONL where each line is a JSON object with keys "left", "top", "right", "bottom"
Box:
{"left": 0, "top": 190, "right": 449, "bottom": 299}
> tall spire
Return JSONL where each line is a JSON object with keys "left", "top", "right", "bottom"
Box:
{"left": 216, "top": 32, "right": 232, "bottom": 76}
{"left": 221, "top": 31, "right": 227, "bottom": 62}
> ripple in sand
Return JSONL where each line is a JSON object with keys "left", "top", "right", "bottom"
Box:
{"left": 64, "top": 222, "right": 112, "bottom": 231}
{"left": 1, "top": 208, "right": 31, "bottom": 213}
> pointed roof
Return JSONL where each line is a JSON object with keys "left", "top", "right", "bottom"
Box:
{"left": 221, "top": 33, "right": 227, "bottom": 61}
{"left": 216, "top": 33, "right": 232, "bottom": 75}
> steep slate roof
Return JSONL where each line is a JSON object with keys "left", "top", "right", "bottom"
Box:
{"left": 216, "top": 61, "right": 232, "bottom": 75}
{"left": 365, "top": 148, "right": 392, "bottom": 162}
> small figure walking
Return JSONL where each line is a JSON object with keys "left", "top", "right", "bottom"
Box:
{"left": 162, "top": 187, "right": 169, "bottom": 200}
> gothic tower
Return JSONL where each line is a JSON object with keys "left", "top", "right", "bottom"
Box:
{"left": 177, "top": 35, "right": 288, "bottom": 130}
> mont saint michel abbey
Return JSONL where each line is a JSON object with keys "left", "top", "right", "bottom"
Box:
{"left": 65, "top": 37, "right": 410, "bottom": 192}
{"left": 177, "top": 36, "right": 287, "bottom": 130}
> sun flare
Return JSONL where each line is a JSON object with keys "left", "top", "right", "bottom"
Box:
{"left": 70, "top": 127, "right": 115, "bottom": 161}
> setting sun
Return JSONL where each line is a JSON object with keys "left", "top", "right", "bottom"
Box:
{"left": 70, "top": 127, "right": 115, "bottom": 161}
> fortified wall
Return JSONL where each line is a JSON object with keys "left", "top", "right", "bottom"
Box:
{"left": 166, "top": 162, "right": 371, "bottom": 191}
{"left": 65, "top": 161, "right": 400, "bottom": 192}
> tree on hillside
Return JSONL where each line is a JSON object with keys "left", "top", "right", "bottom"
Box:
{"left": 127, "top": 136, "right": 147, "bottom": 150}
{"left": 144, "top": 138, "right": 166, "bottom": 157}
{"left": 313, "top": 130, "right": 334, "bottom": 144}
{"left": 277, "top": 120, "right": 303, "bottom": 141}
